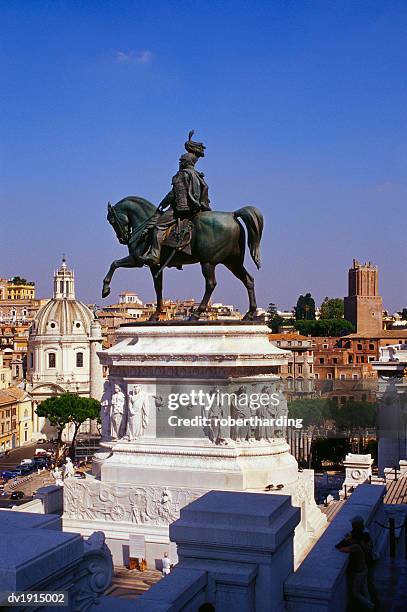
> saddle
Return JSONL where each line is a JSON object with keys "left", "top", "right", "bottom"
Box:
{"left": 162, "top": 219, "right": 193, "bottom": 255}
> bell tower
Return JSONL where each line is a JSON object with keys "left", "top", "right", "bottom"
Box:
{"left": 53, "top": 256, "right": 75, "bottom": 300}
{"left": 344, "top": 259, "right": 383, "bottom": 334}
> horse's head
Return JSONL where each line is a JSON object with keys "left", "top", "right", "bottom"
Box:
{"left": 107, "top": 202, "right": 130, "bottom": 245}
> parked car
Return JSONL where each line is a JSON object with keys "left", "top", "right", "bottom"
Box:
{"left": 33, "top": 459, "right": 49, "bottom": 469}
{"left": 10, "top": 468, "right": 26, "bottom": 477}
{"left": 10, "top": 491, "right": 24, "bottom": 500}
{"left": 20, "top": 459, "right": 34, "bottom": 466}
{"left": 1, "top": 471, "right": 19, "bottom": 480}
{"left": 20, "top": 465, "right": 33, "bottom": 475}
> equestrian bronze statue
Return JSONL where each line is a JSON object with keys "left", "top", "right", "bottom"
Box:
{"left": 102, "top": 132, "right": 263, "bottom": 321}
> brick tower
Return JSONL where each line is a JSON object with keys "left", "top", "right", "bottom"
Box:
{"left": 344, "top": 260, "right": 383, "bottom": 334}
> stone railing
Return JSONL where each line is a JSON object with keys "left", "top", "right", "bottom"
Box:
{"left": 0, "top": 486, "right": 387, "bottom": 611}
{"left": 105, "top": 490, "right": 301, "bottom": 612}
{"left": 284, "top": 484, "right": 386, "bottom": 612}
{"left": 0, "top": 509, "right": 113, "bottom": 611}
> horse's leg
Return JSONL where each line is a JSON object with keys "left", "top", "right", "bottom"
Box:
{"left": 190, "top": 263, "right": 217, "bottom": 320}
{"left": 224, "top": 260, "right": 257, "bottom": 320}
{"left": 102, "top": 255, "right": 136, "bottom": 298}
{"left": 149, "top": 266, "right": 164, "bottom": 321}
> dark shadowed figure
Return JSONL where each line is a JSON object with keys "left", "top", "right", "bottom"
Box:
{"left": 102, "top": 131, "right": 263, "bottom": 321}
{"left": 102, "top": 196, "right": 263, "bottom": 321}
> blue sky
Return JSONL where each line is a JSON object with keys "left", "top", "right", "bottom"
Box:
{"left": 1, "top": 1, "right": 406, "bottom": 313}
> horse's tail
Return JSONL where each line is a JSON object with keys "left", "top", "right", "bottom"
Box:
{"left": 234, "top": 206, "right": 263, "bottom": 269}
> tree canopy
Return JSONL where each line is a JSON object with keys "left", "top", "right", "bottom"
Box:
{"left": 398, "top": 308, "right": 407, "bottom": 321}
{"left": 36, "top": 393, "right": 100, "bottom": 461}
{"left": 294, "top": 318, "right": 354, "bottom": 337}
{"left": 319, "top": 297, "right": 344, "bottom": 320}
{"left": 288, "top": 398, "right": 332, "bottom": 428}
{"left": 295, "top": 293, "right": 316, "bottom": 320}
{"left": 9, "top": 276, "right": 34, "bottom": 286}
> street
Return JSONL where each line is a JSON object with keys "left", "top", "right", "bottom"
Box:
{"left": 0, "top": 442, "right": 54, "bottom": 471}
{"left": 0, "top": 442, "right": 56, "bottom": 505}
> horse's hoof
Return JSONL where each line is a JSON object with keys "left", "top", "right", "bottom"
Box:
{"left": 188, "top": 312, "right": 201, "bottom": 321}
{"left": 242, "top": 311, "right": 255, "bottom": 321}
{"left": 102, "top": 285, "right": 111, "bottom": 298}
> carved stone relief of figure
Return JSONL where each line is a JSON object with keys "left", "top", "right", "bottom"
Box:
{"left": 110, "top": 384, "right": 126, "bottom": 440}
{"left": 274, "top": 383, "right": 288, "bottom": 438}
{"left": 64, "top": 479, "right": 201, "bottom": 527}
{"left": 100, "top": 381, "right": 112, "bottom": 440}
{"left": 125, "top": 384, "right": 149, "bottom": 441}
{"left": 201, "top": 386, "right": 226, "bottom": 444}
{"left": 229, "top": 385, "right": 253, "bottom": 442}
{"left": 255, "top": 385, "right": 277, "bottom": 441}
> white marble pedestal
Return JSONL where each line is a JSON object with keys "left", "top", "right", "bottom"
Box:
{"left": 63, "top": 322, "right": 326, "bottom": 567}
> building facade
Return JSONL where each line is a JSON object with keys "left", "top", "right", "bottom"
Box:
{"left": 0, "top": 387, "right": 18, "bottom": 450}
{"left": 0, "top": 352, "right": 12, "bottom": 389}
{"left": 269, "top": 332, "right": 314, "bottom": 395}
{"left": 6, "top": 280, "right": 36, "bottom": 300}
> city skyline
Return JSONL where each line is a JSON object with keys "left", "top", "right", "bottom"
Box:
{"left": 1, "top": 1, "right": 406, "bottom": 312}
{"left": 0, "top": 254, "right": 404, "bottom": 317}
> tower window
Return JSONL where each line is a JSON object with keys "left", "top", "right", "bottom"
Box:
{"left": 48, "top": 353, "right": 56, "bottom": 368}
{"left": 76, "top": 352, "right": 84, "bottom": 368}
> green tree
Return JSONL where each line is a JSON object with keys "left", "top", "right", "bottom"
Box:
{"left": 294, "top": 319, "right": 354, "bottom": 337}
{"left": 36, "top": 393, "right": 100, "bottom": 462}
{"left": 329, "top": 400, "right": 377, "bottom": 435}
{"left": 267, "top": 302, "right": 283, "bottom": 332}
{"left": 10, "top": 276, "right": 28, "bottom": 285}
{"left": 398, "top": 308, "right": 407, "bottom": 321}
{"left": 295, "top": 293, "right": 316, "bottom": 320}
{"left": 319, "top": 297, "right": 344, "bottom": 320}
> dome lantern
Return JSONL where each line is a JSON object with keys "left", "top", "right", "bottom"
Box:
{"left": 54, "top": 256, "right": 75, "bottom": 299}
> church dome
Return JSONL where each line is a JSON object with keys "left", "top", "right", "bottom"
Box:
{"left": 30, "top": 258, "right": 94, "bottom": 337}
{"left": 32, "top": 298, "right": 93, "bottom": 337}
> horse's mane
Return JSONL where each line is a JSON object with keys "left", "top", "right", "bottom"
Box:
{"left": 115, "top": 195, "right": 157, "bottom": 212}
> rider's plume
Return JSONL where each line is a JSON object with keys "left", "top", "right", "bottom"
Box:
{"left": 185, "top": 130, "right": 206, "bottom": 158}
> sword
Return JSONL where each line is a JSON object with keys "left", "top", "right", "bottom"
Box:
{"left": 154, "top": 218, "right": 182, "bottom": 279}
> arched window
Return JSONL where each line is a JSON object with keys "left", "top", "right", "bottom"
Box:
{"left": 48, "top": 352, "right": 56, "bottom": 368}
{"left": 76, "top": 352, "right": 84, "bottom": 368}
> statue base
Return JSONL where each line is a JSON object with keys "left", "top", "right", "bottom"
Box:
{"left": 63, "top": 323, "right": 326, "bottom": 568}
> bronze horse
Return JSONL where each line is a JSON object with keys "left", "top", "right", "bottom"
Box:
{"left": 102, "top": 196, "right": 263, "bottom": 320}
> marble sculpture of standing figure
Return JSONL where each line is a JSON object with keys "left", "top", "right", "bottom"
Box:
{"left": 100, "top": 381, "right": 112, "bottom": 440}
{"left": 126, "top": 385, "right": 149, "bottom": 440}
{"left": 110, "top": 384, "right": 126, "bottom": 440}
